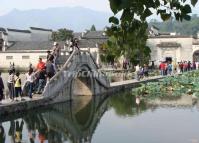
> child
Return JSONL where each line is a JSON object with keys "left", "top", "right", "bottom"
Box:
{"left": 0, "top": 72, "right": 4, "bottom": 103}
{"left": 15, "top": 72, "right": 23, "bottom": 101}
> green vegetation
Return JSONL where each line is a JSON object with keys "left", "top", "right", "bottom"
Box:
{"left": 90, "top": 24, "right": 96, "bottom": 31}
{"left": 109, "top": 92, "right": 147, "bottom": 117}
{"left": 149, "top": 14, "right": 199, "bottom": 36}
{"left": 106, "top": 0, "right": 198, "bottom": 64}
{"left": 52, "top": 28, "right": 73, "bottom": 41}
{"left": 132, "top": 71, "right": 199, "bottom": 99}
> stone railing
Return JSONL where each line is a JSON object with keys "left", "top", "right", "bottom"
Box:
{"left": 42, "top": 48, "right": 110, "bottom": 99}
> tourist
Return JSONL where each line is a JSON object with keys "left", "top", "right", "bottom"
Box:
{"left": 46, "top": 59, "right": 56, "bottom": 81}
{"left": 14, "top": 72, "right": 23, "bottom": 101}
{"left": 69, "top": 45, "right": 74, "bottom": 55}
{"left": 135, "top": 64, "right": 140, "bottom": 80}
{"left": 139, "top": 66, "right": 144, "bottom": 79}
{"left": 7, "top": 70, "right": 15, "bottom": 101}
{"left": 0, "top": 123, "right": 5, "bottom": 143}
{"left": 47, "top": 50, "right": 54, "bottom": 61}
{"left": 8, "top": 120, "right": 15, "bottom": 143}
{"left": 193, "top": 61, "right": 196, "bottom": 70}
{"left": 10, "top": 62, "right": 15, "bottom": 74}
{"left": 183, "top": 61, "right": 187, "bottom": 72}
{"left": 143, "top": 64, "right": 149, "bottom": 77}
{"left": 179, "top": 62, "right": 183, "bottom": 73}
{"left": 123, "top": 59, "right": 128, "bottom": 70}
{"left": 52, "top": 42, "right": 61, "bottom": 66}
{"left": 26, "top": 68, "right": 35, "bottom": 99}
{"left": 167, "top": 63, "right": 172, "bottom": 75}
{"left": 159, "top": 62, "right": 165, "bottom": 76}
{"left": 188, "top": 61, "right": 191, "bottom": 71}
{"left": 15, "top": 120, "right": 24, "bottom": 143}
{"left": 36, "top": 58, "right": 46, "bottom": 71}
{"left": 36, "top": 69, "right": 46, "bottom": 94}
{"left": 0, "top": 72, "right": 4, "bottom": 104}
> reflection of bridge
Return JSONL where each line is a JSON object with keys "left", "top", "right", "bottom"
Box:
{"left": 43, "top": 49, "right": 110, "bottom": 103}
{"left": 30, "top": 94, "right": 109, "bottom": 143}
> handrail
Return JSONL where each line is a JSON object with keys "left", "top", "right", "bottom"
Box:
{"left": 48, "top": 48, "right": 77, "bottom": 82}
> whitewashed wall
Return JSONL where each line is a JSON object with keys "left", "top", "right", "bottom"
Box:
{"left": 147, "top": 37, "right": 193, "bottom": 65}
{"left": 0, "top": 52, "right": 47, "bottom": 69}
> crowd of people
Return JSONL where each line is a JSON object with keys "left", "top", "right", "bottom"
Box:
{"left": 159, "top": 61, "right": 197, "bottom": 76}
{"left": 0, "top": 39, "right": 80, "bottom": 104}
{"left": 0, "top": 42, "right": 61, "bottom": 104}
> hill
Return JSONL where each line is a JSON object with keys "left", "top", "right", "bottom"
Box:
{"left": 0, "top": 7, "right": 112, "bottom": 32}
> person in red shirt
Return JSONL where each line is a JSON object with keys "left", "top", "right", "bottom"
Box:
{"left": 159, "top": 62, "right": 165, "bottom": 76}
{"left": 36, "top": 58, "right": 45, "bottom": 71}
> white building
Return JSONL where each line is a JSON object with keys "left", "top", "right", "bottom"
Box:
{"left": 147, "top": 27, "right": 199, "bottom": 65}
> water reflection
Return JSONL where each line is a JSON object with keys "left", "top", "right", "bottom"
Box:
{"left": 109, "top": 93, "right": 147, "bottom": 117}
{"left": 0, "top": 94, "right": 110, "bottom": 143}
{"left": 0, "top": 92, "right": 198, "bottom": 143}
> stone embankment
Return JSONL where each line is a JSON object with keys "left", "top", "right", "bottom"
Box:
{"left": 0, "top": 75, "right": 164, "bottom": 116}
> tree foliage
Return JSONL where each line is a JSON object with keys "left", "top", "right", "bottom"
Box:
{"left": 107, "top": 0, "right": 198, "bottom": 64}
{"left": 90, "top": 24, "right": 96, "bottom": 31}
{"left": 52, "top": 28, "right": 73, "bottom": 41}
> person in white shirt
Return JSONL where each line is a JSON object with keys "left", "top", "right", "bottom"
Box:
{"left": 7, "top": 70, "right": 15, "bottom": 101}
{"left": 135, "top": 64, "right": 140, "bottom": 80}
{"left": 25, "top": 68, "right": 35, "bottom": 99}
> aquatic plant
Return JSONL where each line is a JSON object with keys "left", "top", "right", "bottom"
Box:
{"left": 132, "top": 71, "right": 199, "bottom": 99}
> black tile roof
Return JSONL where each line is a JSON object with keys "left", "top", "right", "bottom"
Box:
{"left": 83, "top": 31, "right": 108, "bottom": 39}
{"left": 73, "top": 32, "right": 82, "bottom": 39}
{"left": 30, "top": 27, "right": 53, "bottom": 32}
{"left": 0, "top": 27, "right": 6, "bottom": 32}
{"left": 6, "top": 41, "right": 65, "bottom": 51}
{"left": 7, "top": 28, "right": 31, "bottom": 33}
{"left": 78, "top": 39, "right": 107, "bottom": 48}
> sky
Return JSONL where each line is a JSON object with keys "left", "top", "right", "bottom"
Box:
{"left": 0, "top": 0, "right": 199, "bottom": 16}
{"left": 0, "top": 0, "right": 111, "bottom": 15}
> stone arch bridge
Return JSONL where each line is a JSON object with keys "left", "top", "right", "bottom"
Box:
{"left": 42, "top": 49, "right": 110, "bottom": 103}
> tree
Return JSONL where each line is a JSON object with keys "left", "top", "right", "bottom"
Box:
{"left": 51, "top": 28, "right": 73, "bottom": 41}
{"left": 90, "top": 25, "right": 96, "bottom": 31}
{"left": 107, "top": 0, "right": 198, "bottom": 64}
{"left": 149, "top": 15, "right": 199, "bottom": 36}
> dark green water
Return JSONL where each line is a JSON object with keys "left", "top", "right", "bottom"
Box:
{"left": 0, "top": 92, "right": 199, "bottom": 143}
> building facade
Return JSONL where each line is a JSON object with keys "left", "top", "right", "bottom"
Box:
{"left": 1, "top": 26, "right": 199, "bottom": 70}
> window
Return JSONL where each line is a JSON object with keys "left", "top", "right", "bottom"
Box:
{"left": 6, "top": 56, "right": 13, "bottom": 60}
{"left": 22, "top": 56, "right": 30, "bottom": 59}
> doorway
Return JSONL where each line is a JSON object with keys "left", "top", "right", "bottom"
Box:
{"left": 166, "top": 57, "right": 172, "bottom": 63}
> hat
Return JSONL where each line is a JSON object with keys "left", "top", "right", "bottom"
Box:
{"left": 53, "top": 42, "right": 58, "bottom": 46}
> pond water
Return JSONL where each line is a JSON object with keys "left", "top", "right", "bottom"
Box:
{"left": 0, "top": 92, "right": 199, "bottom": 143}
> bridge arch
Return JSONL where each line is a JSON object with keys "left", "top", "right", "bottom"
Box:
{"left": 70, "top": 64, "right": 95, "bottom": 96}
{"left": 42, "top": 50, "right": 110, "bottom": 102}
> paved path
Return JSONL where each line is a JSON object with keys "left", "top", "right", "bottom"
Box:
{"left": 0, "top": 94, "right": 43, "bottom": 107}
{"left": 110, "top": 75, "right": 163, "bottom": 87}
{"left": 0, "top": 74, "right": 164, "bottom": 111}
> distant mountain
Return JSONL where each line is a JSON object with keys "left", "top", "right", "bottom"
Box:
{"left": 0, "top": 7, "right": 112, "bottom": 32}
